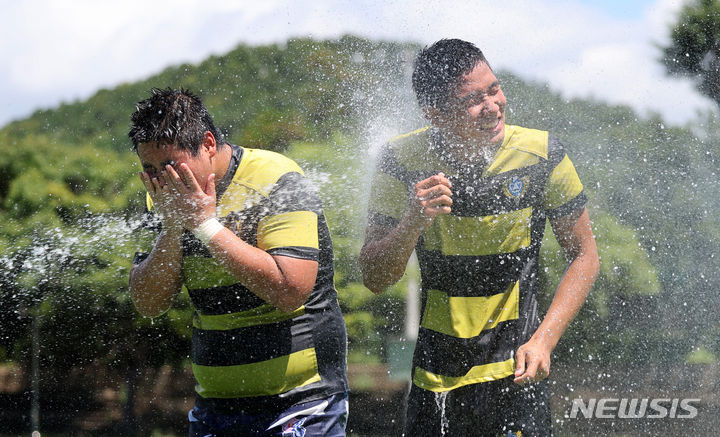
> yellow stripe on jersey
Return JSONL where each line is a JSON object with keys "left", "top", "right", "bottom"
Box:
{"left": 193, "top": 304, "right": 305, "bottom": 331}
{"left": 485, "top": 147, "right": 540, "bottom": 177}
{"left": 420, "top": 282, "right": 520, "bottom": 338}
{"left": 235, "top": 148, "right": 305, "bottom": 195}
{"left": 194, "top": 348, "right": 321, "bottom": 398}
{"left": 423, "top": 207, "right": 532, "bottom": 256}
{"left": 368, "top": 171, "right": 408, "bottom": 220}
{"left": 484, "top": 125, "right": 546, "bottom": 176}
{"left": 413, "top": 358, "right": 515, "bottom": 393}
{"left": 543, "top": 155, "right": 584, "bottom": 211}
{"left": 257, "top": 211, "right": 319, "bottom": 251}
{"left": 217, "top": 148, "right": 306, "bottom": 216}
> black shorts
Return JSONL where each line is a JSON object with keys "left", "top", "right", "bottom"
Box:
{"left": 189, "top": 392, "right": 349, "bottom": 436}
{"left": 403, "top": 376, "right": 551, "bottom": 437}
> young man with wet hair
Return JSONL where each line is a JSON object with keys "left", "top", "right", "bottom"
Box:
{"left": 129, "top": 88, "right": 349, "bottom": 436}
{"left": 360, "top": 39, "right": 599, "bottom": 436}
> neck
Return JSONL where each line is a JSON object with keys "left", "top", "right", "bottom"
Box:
{"left": 441, "top": 132, "right": 500, "bottom": 165}
{"left": 213, "top": 144, "right": 233, "bottom": 183}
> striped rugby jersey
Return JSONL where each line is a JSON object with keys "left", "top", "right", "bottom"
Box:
{"left": 367, "top": 124, "right": 586, "bottom": 393}
{"left": 145, "top": 144, "right": 348, "bottom": 412}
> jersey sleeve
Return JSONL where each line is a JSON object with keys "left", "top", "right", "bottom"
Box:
{"left": 367, "top": 145, "right": 410, "bottom": 227}
{"left": 543, "top": 135, "right": 587, "bottom": 219}
{"left": 257, "top": 172, "right": 321, "bottom": 261}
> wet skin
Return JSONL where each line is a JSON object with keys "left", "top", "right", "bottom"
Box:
{"left": 360, "top": 61, "right": 599, "bottom": 385}
{"left": 129, "top": 134, "right": 320, "bottom": 316}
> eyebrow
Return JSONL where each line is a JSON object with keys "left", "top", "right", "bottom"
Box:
{"left": 459, "top": 81, "right": 501, "bottom": 103}
{"left": 142, "top": 160, "right": 176, "bottom": 171}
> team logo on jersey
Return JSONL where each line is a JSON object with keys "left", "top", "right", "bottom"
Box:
{"left": 503, "top": 176, "right": 528, "bottom": 203}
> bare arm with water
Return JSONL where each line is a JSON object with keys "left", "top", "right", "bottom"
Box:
{"left": 129, "top": 170, "right": 185, "bottom": 318}
{"left": 143, "top": 162, "right": 318, "bottom": 313}
{"left": 513, "top": 206, "right": 599, "bottom": 384}
{"left": 359, "top": 173, "right": 452, "bottom": 294}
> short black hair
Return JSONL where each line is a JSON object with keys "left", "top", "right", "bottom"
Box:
{"left": 412, "top": 39, "right": 490, "bottom": 109}
{"left": 128, "top": 87, "right": 225, "bottom": 154}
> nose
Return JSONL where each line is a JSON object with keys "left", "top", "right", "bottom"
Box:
{"left": 479, "top": 97, "right": 500, "bottom": 116}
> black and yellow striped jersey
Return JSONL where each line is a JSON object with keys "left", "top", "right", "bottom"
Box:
{"left": 146, "top": 144, "right": 348, "bottom": 412}
{"left": 367, "top": 124, "right": 586, "bottom": 393}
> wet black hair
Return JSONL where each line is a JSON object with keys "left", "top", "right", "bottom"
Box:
{"left": 128, "top": 87, "right": 226, "bottom": 154}
{"left": 412, "top": 39, "right": 490, "bottom": 109}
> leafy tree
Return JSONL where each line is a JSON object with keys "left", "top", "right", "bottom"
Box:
{"left": 539, "top": 209, "right": 662, "bottom": 364}
{"left": 661, "top": 0, "right": 720, "bottom": 106}
{"left": 0, "top": 35, "right": 710, "bottom": 434}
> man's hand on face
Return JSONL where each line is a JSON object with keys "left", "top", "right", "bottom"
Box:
{"left": 139, "top": 169, "right": 184, "bottom": 233}
{"left": 410, "top": 172, "right": 453, "bottom": 227}
{"left": 139, "top": 163, "right": 216, "bottom": 232}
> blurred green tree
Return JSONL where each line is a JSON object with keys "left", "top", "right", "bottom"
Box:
{"left": 661, "top": 0, "right": 720, "bottom": 106}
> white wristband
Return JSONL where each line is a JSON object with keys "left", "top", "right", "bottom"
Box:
{"left": 193, "top": 217, "right": 224, "bottom": 245}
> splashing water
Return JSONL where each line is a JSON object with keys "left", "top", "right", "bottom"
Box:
{"left": 0, "top": 214, "right": 150, "bottom": 302}
{"left": 434, "top": 391, "right": 450, "bottom": 436}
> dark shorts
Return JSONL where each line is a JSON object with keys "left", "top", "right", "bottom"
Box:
{"left": 404, "top": 377, "right": 551, "bottom": 437}
{"left": 188, "top": 392, "right": 349, "bottom": 437}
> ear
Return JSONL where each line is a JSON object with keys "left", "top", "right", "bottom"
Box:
{"left": 201, "top": 132, "right": 217, "bottom": 158}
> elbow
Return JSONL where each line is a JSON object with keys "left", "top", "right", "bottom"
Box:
{"left": 129, "top": 271, "right": 170, "bottom": 318}
{"left": 135, "top": 303, "right": 166, "bottom": 319}
{"left": 359, "top": 255, "right": 387, "bottom": 295}
{"left": 129, "top": 286, "right": 167, "bottom": 319}
{"left": 275, "top": 287, "right": 313, "bottom": 313}
{"left": 361, "top": 273, "right": 388, "bottom": 295}
{"left": 130, "top": 292, "right": 165, "bottom": 318}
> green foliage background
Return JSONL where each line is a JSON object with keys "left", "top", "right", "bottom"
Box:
{"left": 1, "top": 35, "right": 718, "bottom": 400}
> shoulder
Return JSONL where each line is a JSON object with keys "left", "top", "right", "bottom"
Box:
{"left": 388, "top": 126, "right": 432, "bottom": 148}
{"left": 234, "top": 148, "right": 305, "bottom": 194}
{"left": 381, "top": 126, "right": 445, "bottom": 174}
{"left": 386, "top": 126, "right": 433, "bottom": 158}
{"left": 503, "top": 124, "right": 550, "bottom": 160}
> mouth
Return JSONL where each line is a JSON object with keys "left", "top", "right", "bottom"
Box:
{"left": 477, "top": 117, "right": 502, "bottom": 132}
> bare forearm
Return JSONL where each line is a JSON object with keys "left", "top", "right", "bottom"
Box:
{"left": 207, "top": 228, "right": 316, "bottom": 312}
{"left": 532, "top": 250, "right": 599, "bottom": 350}
{"left": 359, "top": 214, "right": 428, "bottom": 294}
{"left": 129, "top": 229, "right": 184, "bottom": 317}
{"left": 361, "top": 173, "right": 453, "bottom": 293}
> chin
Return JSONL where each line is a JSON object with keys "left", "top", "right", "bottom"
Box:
{"left": 474, "top": 123, "right": 504, "bottom": 146}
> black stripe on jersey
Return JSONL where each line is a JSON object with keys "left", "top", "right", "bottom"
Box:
{"left": 417, "top": 249, "right": 532, "bottom": 298}
{"left": 546, "top": 191, "right": 587, "bottom": 220}
{"left": 191, "top": 317, "right": 314, "bottom": 366}
{"left": 214, "top": 144, "right": 243, "bottom": 201}
{"left": 269, "top": 172, "right": 323, "bottom": 215}
{"left": 212, "top": 172, "right": 324, "bottom": 249}
{"left": 268, "top": 246, "right": 320, "bottom": 260}
{"left": 376, "top": 145, "right": 413, "bottom": 186}
{"left": 413, "top": 320, "right": 518, "bottom": 377}
{"left": 188, "top": 284, "right": 265, "bottom": 315}
{"left": 547, "top": 135, "right": 566, "bottom": 166}
{"left": 448, "top": 166, "right": 548, "bottom": 217}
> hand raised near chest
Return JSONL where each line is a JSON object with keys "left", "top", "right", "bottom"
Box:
{"left": 409, "top": 172, "right": 453, "bottom": 226}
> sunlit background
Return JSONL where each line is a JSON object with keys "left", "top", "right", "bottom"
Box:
{"left": 0, "top": 0, "right": 714, "bottom": 127}
{"left": 1, "top": 0, "right": 719, "bottom": 436}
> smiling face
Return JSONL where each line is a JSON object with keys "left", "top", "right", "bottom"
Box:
{"left": 431, "top": 61, "right": 507, "bottom": 149}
